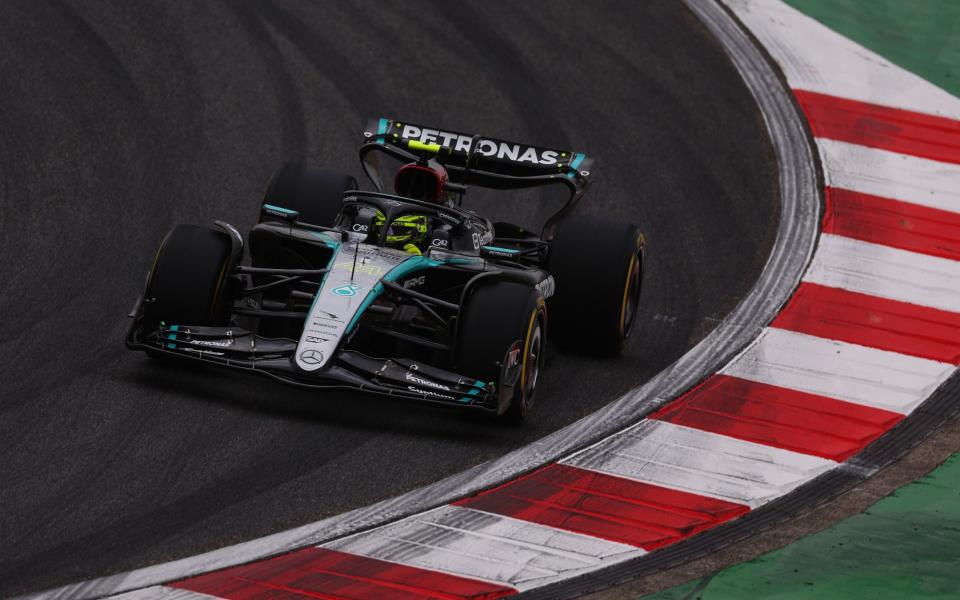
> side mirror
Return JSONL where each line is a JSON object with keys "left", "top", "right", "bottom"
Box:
{"left": 261, "top": 204, "right": 299, "bottom": 223}
{"left": 479, "top": 245, "right": 520, "bottom": 260}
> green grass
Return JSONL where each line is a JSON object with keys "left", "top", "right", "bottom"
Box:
{"left": 644, "top": 453, "right": 960, "bottom": 599}
{"left": 784, "top": 0, "right": 960, "bottom": 97}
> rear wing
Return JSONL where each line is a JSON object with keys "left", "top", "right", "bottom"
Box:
{"left": 359, "top": 117, "right": 594, "bottom": 199}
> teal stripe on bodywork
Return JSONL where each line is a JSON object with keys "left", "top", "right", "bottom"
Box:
{"left": 443, "top": 257, "right": 482, "bottom": 265}
{"left": 567, "top": 152, "right": 585, "bottom": 179}
{"left": 345, "top": 255, "right": 441, "bottom": 333}
{"left": 384, "top": 255, "right": 441, "bottom": 282}
{"left": 263, "top": 203, "right": 296, "bottom": 214}
{"left": 482, "top": 245, "right": 520, "bottom": 254}
{"left": 303, "top": 243, "right": 342, "bottom": 324}
{"left": 459, "top": 381, "right": 490, "bottom": 402}
{"left": 310, "top": 231, "right": 340, "bottom": 249}
{"left": 166, "top": 324, "right": 179, "bottom": 349}
{"left": 377, "top": 118, "right": 389, "bottom": 145}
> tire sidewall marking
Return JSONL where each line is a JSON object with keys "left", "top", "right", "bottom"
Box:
{"left": 518, "top": 297, "right": 546, "bottom": 416}
{"left": 618, "top": 235, "right": 643, "bottom": 341}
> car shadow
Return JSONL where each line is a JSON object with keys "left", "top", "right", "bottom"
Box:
{"left": 118, "top": 356, "right": 507, "bottom": 442}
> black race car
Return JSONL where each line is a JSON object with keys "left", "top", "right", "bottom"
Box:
{"left": 126, "top": 119, "right": 644, "bottom": 422}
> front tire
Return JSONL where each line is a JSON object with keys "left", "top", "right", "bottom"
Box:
{"left": 142, "top": 224, "right": 235, "bottom": 335}
{"left": 261, "top": 161, "right": 357, "bottom": 227}
{"left": 457, "top": 282, "right": 546, "bottom": 424}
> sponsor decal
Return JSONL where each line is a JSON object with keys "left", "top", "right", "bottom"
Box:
{"left": 352, "top": 223, "right": 369, "bottom": 232}
{"left": 341, "top": 245, "right": 406, "bottom": 262}
{"left": 262, "top": 204, "right": 299, "bottom": 222}
{"left": 190, "top": 338, "right": 234, "bottom": 348}
{"left": 430, "top": 238, "right": 449, "bottom": 248}
{"left": 482, "top": 247, "right": 517, "bottom": 259}
{"left": 398, "top": 125, "right": 560, "bottom": 166}
{"left": 535, "top": 275, "right": 555, "bottom": 298}
{"left": 405, "top": 370, "right": 451, "bottom": 391}
{"left": 299, "top": 349, "right": 324, "bottom": 365}
{"left": 503, "top": 339, "right": 523, "bottom": 386}
{"left": 314, "top": 310, "right": 340, "bottom": 321}
{"left": 264, "top": 207, "right": 292, "bottom": 219}
{"left": 331, "top": 284, "right": 363, "bottom": 297}
{"left": 403, "top": 275, "right": 426, "bottom": 289}
{"left": 333, "top": 261, "right": 384, "bottom": 277}
{"left": 407, "top": 385, "right": 456, "bottom": 401}
{"left": 437, "top": 211, "right": 462, "bottom": 225}
{"left": 507, "top": 345, "right": 521, "bottom": 369}
{"left": 304, "top": 335, "right": 330, "bottom": 344}
{"left": 472, "top": 232, "right": 483, "bottom": 250}
{"left": 311, "top": 315, "right": 343, "bottom": 326}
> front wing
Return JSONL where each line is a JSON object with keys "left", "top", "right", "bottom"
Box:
{"left": 126, "top": 324, "right": 498, "bottom": 412}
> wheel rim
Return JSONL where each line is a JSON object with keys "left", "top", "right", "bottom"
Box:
{"left": 620, "top": 252, "right": 642, "bottom": 338}
{"left": 520, "top": 315, "right": 543, "bottom": 414}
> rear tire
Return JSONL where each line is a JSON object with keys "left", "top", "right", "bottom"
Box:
{"left": 142, "top": 224, "right": 235, "bottom": 335}
{"left": 261, "top": 161, "right": 357, "bottom": 227}
{"left": 546, "top": 215, "right": 643, "bottom": 356}
{"left": 457, "top": 282, "right": 546, "bottom": 424}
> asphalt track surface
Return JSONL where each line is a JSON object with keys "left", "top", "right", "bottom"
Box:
{"left": 0, "top": 1, "right": 778, "bottom": 596}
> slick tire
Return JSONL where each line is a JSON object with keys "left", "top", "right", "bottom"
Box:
{"left": 143, "top": 224, "right": 235, "bottom": 336}
{"left": 546, "top": 215, "right": 643, "bottom": 356}
{"left": 261, "top": 161, "right": 357, "bottom": 227}
{"left": 457, "top": 282, "right": 546, "bottom": 424}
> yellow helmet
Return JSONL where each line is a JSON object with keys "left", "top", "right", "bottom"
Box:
{"left": 373, "top": 211, "right": 428, "bottom": 250}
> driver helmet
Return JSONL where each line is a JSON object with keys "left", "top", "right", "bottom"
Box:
{"left": 377, "top": 160, "right": 447, "bottom": 254}
{"left": 373, "top": 211, "right": 429, "bottom": 255}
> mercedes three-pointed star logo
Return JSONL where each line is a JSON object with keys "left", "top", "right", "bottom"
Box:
{"left": 299, "top": 349, "right": 324, "bottom": 365}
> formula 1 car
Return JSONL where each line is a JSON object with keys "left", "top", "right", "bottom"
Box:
{"left": 126, "top": 119, "right": 644, "bottom": 422}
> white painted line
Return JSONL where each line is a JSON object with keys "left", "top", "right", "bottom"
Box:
{"left": 562, "top": 420, "right": 835, "bottom": 508}
{"left": 322, "top": 505, "right": 643, "bottom": 592}
{"left": 726, "top": 0, "right": 960, "bottom": 120}
{"left": 805, "top": 234, "right": 960, "bottom": 314}
{"left": 818, "top": 139, "right": 960, "bottom": 214}
{"left": 109, "top": 588, "right": 218, "bottom": 600}
{"left": 724, "top": 327, "right": 954, "bottom": 414}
